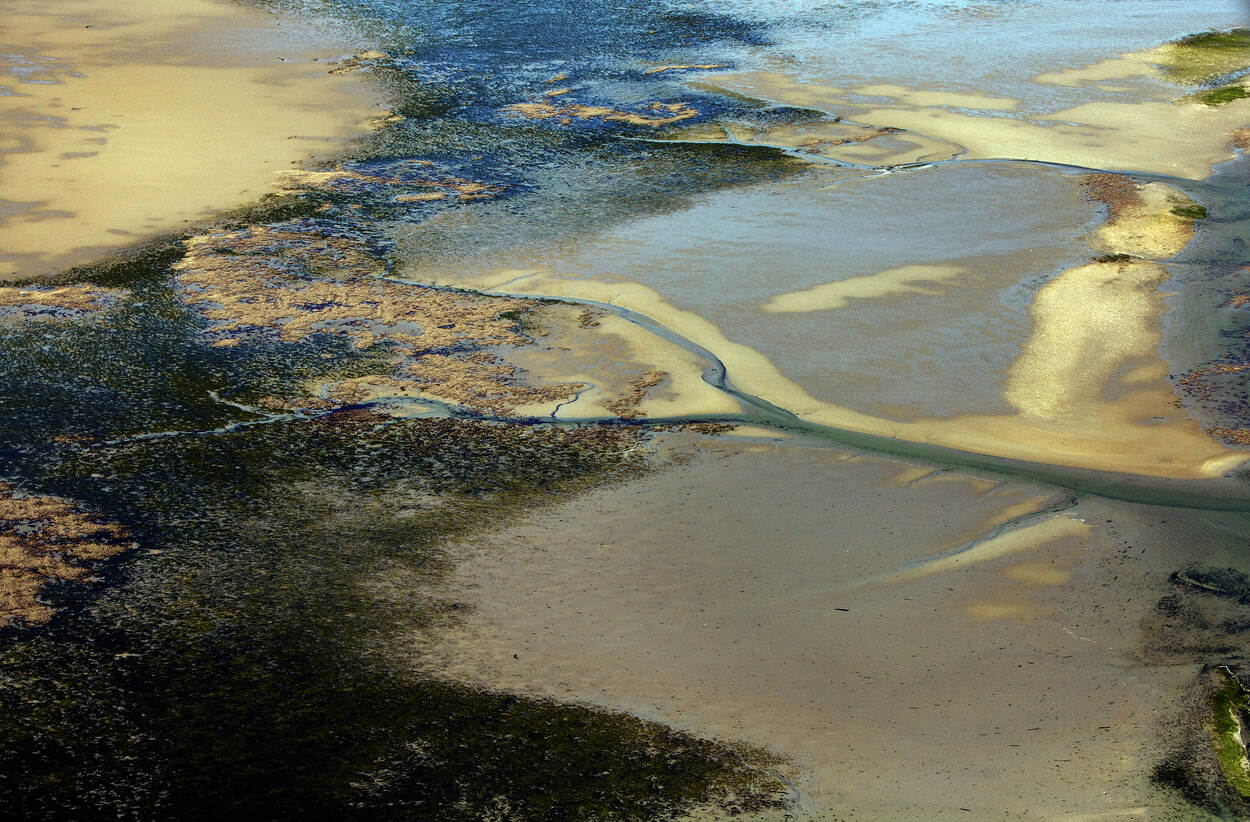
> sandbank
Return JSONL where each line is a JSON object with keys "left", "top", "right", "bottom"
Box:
{"left": 698, "top": 70, "right": 1250, "bottom": 179}
{"left": 762, "top": 264, "right": 970, "bottom": 313}
{"left": 434, "top": 170, "right": 1242, "bottom": 480}
{"left": 0, "top": 0, "right": 382, "bottom": 280}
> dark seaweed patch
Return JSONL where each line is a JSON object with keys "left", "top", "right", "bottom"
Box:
{"left": 0, "top": 270, "right": 392, "bottom": 448}
{"left": 1173, "top": 29, "right": 1250, "bottom": 51}
{"left": 1152, "top": 757, "right": 1220, "bottom": 811}
{"left": 1171, "top": 202, "right": 1210, "bottom": 220}
{"left": 1150, "top": 667, "right": 1250, "bottom": 817}
{"left": 0, "top": 0, "right": 808, "bottom": 814}
{"left": 1162, "top": 28, "right": 1250, "bottom": 87}
{"left": 1171, "top": 567, "right": 1250, "bottom": 605}
{"left": 1144, "top": 563, "right": 1250, "bottom": 814}
{"left": 1196, "top": 85, "right": 1249, "bottom": 107}
{"left": 1209, "top": 669, "right": 1250, "bottom": 798}
{"left": 0, "top": 416, "right": 789, "bottom": 820}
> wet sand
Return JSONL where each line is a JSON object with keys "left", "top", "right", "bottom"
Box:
{"left": 700, "top": 70, "right": 1250, "bottom": 179}
{"left": 406, "top": 165, "right": 1243, "bottom": 479}
{"left": 417, "top": 433, "right": 1232, "bottom": 819}
{"left": 0, "top": 0, "right": 382, "bottom": 280}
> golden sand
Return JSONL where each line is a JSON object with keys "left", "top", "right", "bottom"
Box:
{"left": 961, "top": 601, "right": 1040, "bottom": 621}
{"left": 470, "top": 267, "right": 1239, "bottom": 477}
{"left": 998, "top": 176, "right": 1199, "bottom": 417}
{"left": 852, "top": 83, "right": 1020, "bottom": 111}
{"left": 1033, "top": 55, "right": 1159, "bottom": 88}
{"left": 979, "top": 495, "right": 1060, "bottom": 531}
{"left": 1084, "top": 180, "right": 1205, "bottom": 259}
{"left": 663, "top": 115, "right": 959, "bottom": 167}
{"left": 895, "top": 514, "right": 1089, "bottom": 580}
{"left": 1001, "top": 260, "right": 1171, "bottom": 419}
{"left": 1001, "top": 560, "right": 1073, "bottom": 586}
{"left": 886, "top": 463, "right": 939, "bottom": 486}
{"left": 0, "top": 0, "right": 383, "bottom": 280}
{"left": 698, "top": 69, "right": 1250, "bottom": 178}
{"left": 907, "top": 171, "right": 1229, "bottom": 476}
{"left": 487, "top": 308, "right": 742, "bottom": 421}
{"left": 762, "top": 264, "right": 969, "bottom": 313}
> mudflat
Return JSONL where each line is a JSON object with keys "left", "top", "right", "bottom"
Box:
{"left": 420, "top": 433, "right": 1240, "bottom": 819}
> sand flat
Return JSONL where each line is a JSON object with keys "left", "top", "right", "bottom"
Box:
{"left": 0, "top": 0, "right": 382, "bottom": 280}
{"left": 416, "top": 437, "right": 1198, "bottom": 820}
{"left": 763, "top": 264, "right": 970, "bottom": 313}
{"left": 699, "top": 70, "right": 1250, "bottom": 179}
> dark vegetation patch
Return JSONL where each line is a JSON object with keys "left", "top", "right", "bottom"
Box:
{"left": 1209, "top": 668, "right": 1250, "bottom": 798}
{"left": 1196, "top": 85, "right": 1250, "bottom": 107}
{"left": 1171, "top": 202, "right": 1210, "bottom": 220}
{"left": 1161, "top": 28, "right": 1250, "bottom": 87}
{"left": 1152, "top": 755, "right": 1221, "bottom": 813}
{"left": 1171, "top": 568, "right": 1250, "bottom": 604}
{"left": 1173, "top": 257, "right": 1250, "bottom": 443}
{"left": 1150, "top": 667, "right": 1250, "bottom": 818}
{"left": 1173, "top": 29, "right": 1250, "bottom": 52}
{"left": 0, "top": 415, "right": 790, "bottom": 820}
{"left": 0, "top": 1, "right": 812, "bottom": 814}
{"left": 0, "top": 164, "right": 795, "bottom": 816}
{"left": 1142, "top": 567, "right": 1250, "bottom": 662}
{"left": 1145, "top": 567, "right": 1250, "bottom": 815}
{"left": 1082, "top": 172, "right": 1141, "bottom": 221}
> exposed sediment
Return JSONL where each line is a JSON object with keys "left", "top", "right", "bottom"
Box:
{"left": 451, "top": 168, "right": 1240, "bottom": 479}
{"left": 762, "top": 264, "right": 969, "bottom": 313}
{"left": 504, "top": 100, "right": 699, "bottom": 127}
{"left": 0, "top": 482, "right": 133, "bottom": 626}
{"left": 699, "top": 43, "right": 1250, "bottom": 179}
{"left": 0, "top": 0, "right": 383, "bottom": 280}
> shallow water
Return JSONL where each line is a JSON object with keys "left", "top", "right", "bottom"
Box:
{"left": 405, "top": 162, "right": 1099, "bottom": 421}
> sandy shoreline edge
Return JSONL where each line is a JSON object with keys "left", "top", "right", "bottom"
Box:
{"left": 0, "top": 0, "right": 384, "bottom": 281}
